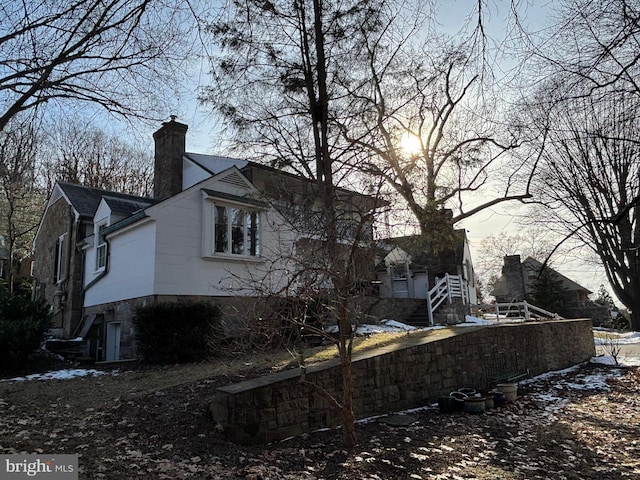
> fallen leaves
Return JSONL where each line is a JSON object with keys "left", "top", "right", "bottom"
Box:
{"left": 0, "top": 363, "right": 638, "bottom": 479}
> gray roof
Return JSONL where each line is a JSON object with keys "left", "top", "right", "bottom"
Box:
{"left": 184, "top": 152, "right": 248, "bottom": 175}
{"left": 58, "top": 182, "right": 154, "bottom": 219}
{"left": 521, "top": 257, "right": 592, "bottom": 294}
{"left": 102, "top": 195, "right": 152, "bottom": 215}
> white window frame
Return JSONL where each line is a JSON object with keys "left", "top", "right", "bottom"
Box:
{"left": 54, "top": 233, "right": 66, "bottom": 283}
{"left": 213, "top": 205, "right": 260, "bottom": 257}
{"left": 202, "top": 195, "right": 261, "bottom": 259}
{"left": 95, "top": 221, "right": 108, "bottom": 271}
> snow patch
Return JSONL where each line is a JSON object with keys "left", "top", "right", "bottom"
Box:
{"left": 2, "top": 368, "right": 115, "bottom": 383}
{"left": 593, "top": 329, "right": 640, "bottom": 345}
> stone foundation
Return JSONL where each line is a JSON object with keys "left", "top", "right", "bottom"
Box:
{"left": 84, "top": 295, "right": 435, "bottom": 361}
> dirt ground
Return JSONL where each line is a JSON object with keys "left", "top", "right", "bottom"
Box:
{"left": 1, "top": 361, "right": 639, "bottom": 480}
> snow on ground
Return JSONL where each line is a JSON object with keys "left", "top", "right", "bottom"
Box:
{"left": 324, "top": 314, "right": 491, "bottom": 335}
{"left": 591, "top": 354, "right": 640, "bottom": 367}
{"left": 328, "top": 315, "right": 640, "bottom": 368}
{"left": 1, "top": 368, "right": 114, "bottom": 383}
{"left": 592, "top": 327, "right": 640, "bottom": 344}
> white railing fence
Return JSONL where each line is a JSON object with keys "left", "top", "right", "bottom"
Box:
{"left": 480, "top": 301, "right": 563, "bottom": 322}
{"left": 426, "top": 273, "right": 468, "bottom": 326}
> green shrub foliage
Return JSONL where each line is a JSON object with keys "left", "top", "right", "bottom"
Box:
{"left": 0, "top": 287, "right": 51, "bottom": 373}
{"left": 133, "top": 301, "right": 223, "bottom": 364}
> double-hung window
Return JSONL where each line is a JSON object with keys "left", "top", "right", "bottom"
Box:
{"left": 95, "top": 222, "right": 108, "bottom": 270}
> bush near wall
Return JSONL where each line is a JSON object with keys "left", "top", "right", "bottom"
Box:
{"left": 0, "top": 287, "right": 51, "bottom": 373}
{"left": 133, "top": 301, "right": 223, "bottom": 364}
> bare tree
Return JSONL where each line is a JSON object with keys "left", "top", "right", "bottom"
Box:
{"left": 475, "top": 227, "right": 558, "bottom": 298}
{"left": 531, "top": 0, "right": 640, "bottom": 101}
{"left": 41, "top": 122, "right": 153, "bottom": 196}
{"left": 0, "top": 117, "right": 46, "bottom": 292}
{"left": 526, "top": 92, "right": 640, "bottom": 330}
{"left": 204, "top": 0, "right": 394, "bottom": 447}
{"left": 340, "top": 31, "right": 536, "bottom": 250}
{"left": 0, "top": 0, "right": 196, "bottom": 133}
{"left": 511, "top": 0, "right": 640, "bottom": 330}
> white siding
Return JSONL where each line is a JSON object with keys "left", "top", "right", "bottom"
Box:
{"left": 82, "top": 168, "right": 298, "bottom": 304}
{"left": 149, "top": 174, "right": 294, "bottom": 296}
{"left": 413, "top": 273, "right": 428, "bottom": 299}
{"left": 462, "top": 239, "right": 478, "bottom": 305}
{"left": 84, "top": 221, "right": 156, "bottom": 306}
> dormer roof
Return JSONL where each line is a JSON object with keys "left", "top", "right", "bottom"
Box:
{"left": 56, "top": 182, "right": 154, "bottom": 219}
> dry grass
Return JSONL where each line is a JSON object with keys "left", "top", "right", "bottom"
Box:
{"left": 0, "top": 328, "right": 452, "bottom": 413}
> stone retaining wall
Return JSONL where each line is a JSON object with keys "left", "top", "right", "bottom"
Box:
{"left": 209, "top": 319, "right": 595, "bottom": 444}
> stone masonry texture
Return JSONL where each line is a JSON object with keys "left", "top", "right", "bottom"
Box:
{"left": 209, "top": 319, "right": 595, "bottom": 445}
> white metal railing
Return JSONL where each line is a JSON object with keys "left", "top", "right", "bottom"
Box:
{"left": 426, "top": 273, "right": 467, "bottom": 326}
{"left": 481, "top": 301, "right": 563, "bottom": 321}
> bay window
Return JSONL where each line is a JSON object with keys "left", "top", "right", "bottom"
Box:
{"left": 212, "top": 205, "right": 260, "bottom": 257}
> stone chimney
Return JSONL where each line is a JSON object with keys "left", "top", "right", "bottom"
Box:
{"left": 502, "top": 254, "right": 526, "bottom": 301}
{"left": 153, "top": 117, "right": 188, "bottom": 200}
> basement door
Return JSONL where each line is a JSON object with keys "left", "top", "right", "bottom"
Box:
{"left": 105, "top": 322, "right": 121, "bottom": 362}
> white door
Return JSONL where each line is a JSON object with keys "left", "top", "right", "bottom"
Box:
{"left": 105, "top": 322, "right": 121, "bottom": 362}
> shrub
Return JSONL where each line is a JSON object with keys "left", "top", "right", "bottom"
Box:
{"left": 221, "top": 296, "right": 329, "bottom": 353}
{"left": 133, "top": 301, "right": 223, "bottom": 364}
{"left": 0, "top": 287, "right": 51, "bottom": 373}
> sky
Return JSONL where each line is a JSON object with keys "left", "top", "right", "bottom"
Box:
{"left": 112, "top": 0, "right": 610, "bottom": 299}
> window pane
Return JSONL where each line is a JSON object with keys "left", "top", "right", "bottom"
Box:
{"left": 215, "top": 206, "right": 228, "bottom": 253}
{"left": 247, "top": 212, "right": 260, "bottom": 256}
{"left": 231, "top": 208, "right": 245, "bottom": 254}
{"left": 96, "top": 225, "right": 107, "bottom": 269}
{"left": 96, "top": 245, "right": 107, "bottom": 269}
{"left": 54, "top": 237, "right": 63, "bottom": 282}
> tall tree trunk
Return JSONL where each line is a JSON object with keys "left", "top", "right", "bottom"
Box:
{"left": 312, "top": 0, "right": 356, "bottom": 447}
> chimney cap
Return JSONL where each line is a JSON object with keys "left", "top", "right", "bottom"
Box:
{"left": 153, "top": 117, "right": 188, "bottom": 139}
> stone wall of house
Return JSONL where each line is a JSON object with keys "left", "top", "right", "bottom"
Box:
{"left": 83, "top": 294, "right": 269, "bottom": 361}
{"left": 353, "top": 297, "right": 425, "bottom": 324}
{"left": 32, "top": 198, "right": 84, "bottom": 337}
{"left": 87, "top": 295, "right": 432, "bottom": 361}
{"left": 209, "top": 319, "right": 595, "bottom": 445}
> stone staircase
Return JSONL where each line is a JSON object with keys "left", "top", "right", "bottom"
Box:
{"left": 406, "top": 300, "right": 466, "bottom": 327}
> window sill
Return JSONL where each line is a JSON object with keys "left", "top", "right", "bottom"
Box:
{"left": 202, "top": 253, "right": 262, "bottom": 263}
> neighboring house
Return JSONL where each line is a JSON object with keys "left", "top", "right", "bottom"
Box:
{"left": 491, "top": 255, "right": 609, "bottom": 322}
{"left": 375, "top": 230, "right": 477, "bottom": 325}
{"left": 376, "top": 230, "right": 476, "bottom": 302}
{"left": 32, "top": 119, "right": 377, "bottom": 361}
